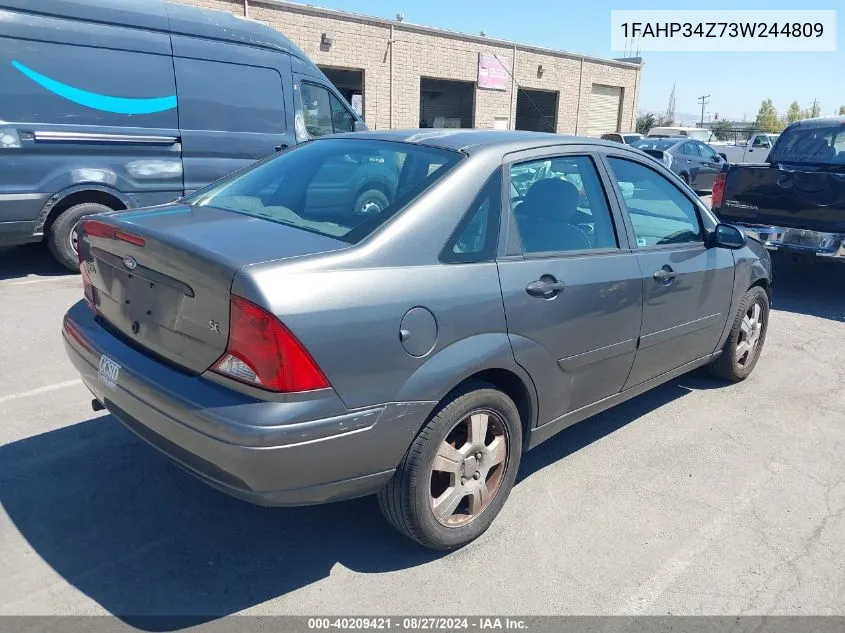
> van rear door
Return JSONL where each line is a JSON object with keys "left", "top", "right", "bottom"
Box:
{"left": 170, "top": 35, "right": 296, "bottom": 194}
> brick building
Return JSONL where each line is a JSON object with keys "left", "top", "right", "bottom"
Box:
{"left": 172, "top": 0, "right": 642, "bottom": 135}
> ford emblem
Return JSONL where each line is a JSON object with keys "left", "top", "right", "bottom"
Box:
{"left": 123, "top": 256, "right": 137, "bottom": 270}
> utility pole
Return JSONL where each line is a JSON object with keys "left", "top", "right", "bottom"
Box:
{"left": 698, "top": 94, "right": 711, "bottom": 126}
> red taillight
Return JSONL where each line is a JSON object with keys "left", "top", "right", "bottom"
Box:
{"left": 113, "top": 229, "right": 145, "bottom": 247}
{"left": 711, "top": 172, "right": 727, "bottom": 209}
{"left": 212, "top": 295, "right": 330, "bottom": 393}
{"left": 83, "top": 219, "right": 115, "bottom": 239}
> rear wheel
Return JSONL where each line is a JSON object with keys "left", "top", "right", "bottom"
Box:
{"left": 378, "top": 384, "right": 522, "bottom": 550}
{"left": 47, "top": 202, "right": 114, "bottom": 271}
{"left": 708, "top": 286, "right": 769, "bottom": 381}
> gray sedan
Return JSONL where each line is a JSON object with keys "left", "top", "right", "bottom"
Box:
{"left": 64, "top": 130, "right": 772, "bottom": 550}
{"left": 632, "top": 137, "right": 726, "bottom": 191}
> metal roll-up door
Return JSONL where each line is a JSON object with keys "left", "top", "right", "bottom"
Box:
{"left": 586, "top": 85, "right": 622, "bottom": 137}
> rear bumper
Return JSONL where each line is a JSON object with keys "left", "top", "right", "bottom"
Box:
{"left": 736, "top": 224, "right": 845, "bottom": 261}
{"left": 62, "top": 301, "right": 431, "bottom": 506}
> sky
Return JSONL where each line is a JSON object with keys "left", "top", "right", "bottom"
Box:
{"left": 303, "top": 0, "right": 844, "bottom": 123}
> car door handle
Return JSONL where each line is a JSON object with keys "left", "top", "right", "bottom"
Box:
{"left": 526, "top": 276, "right": 566, "bottom": 298}
{"left": 653, "top": 266, "right": 677, "bottom": 283}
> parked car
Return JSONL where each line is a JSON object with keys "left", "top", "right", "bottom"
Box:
{"left": 712, "top": 117, "right": 845, "bottom": 262}
{"left": 647, "top": 126, "right": 713, "bottom": 141}
{"left": 600, "top": 132, "right": 644, "bottom": 145}
{"left": 631, "top": 137, "right": 726, "bottom": 191}
{"left": 63, "top": 130, "right": 772, "bottom": 550}
{"left": 0, "top": 0, "right": 366, "bottom": 269}
{"left": 709, "top": 133, "right": 779, "bottom": 164}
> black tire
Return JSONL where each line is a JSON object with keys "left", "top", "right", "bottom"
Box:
{"left": 378, "top": 383, "right": 522, "bottom": 550}
{"left": 47, "top": 202, "right": 114, "bottom": 271}
{"left": 680, "top": 172, "right": 690, "bottom": 185}
{"left": 708, "top": 285, "right": 770, "bottom": 382}
{"left": 353, "top": 188, "right": 389, "bottom": 215}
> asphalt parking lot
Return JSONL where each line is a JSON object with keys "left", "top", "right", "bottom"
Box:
{"left": 1, "top": 242, "right": 843, "bottom": 622}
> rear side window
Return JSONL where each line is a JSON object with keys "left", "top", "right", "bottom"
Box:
{"left": 510, "top": 155, "right": 618, "bottom": 254}
{"left": 174, "top": 58, "right": 284, "bottom": 133}
{"left": 606, "top": 157, "right": 703, "bottom": 247}
{"left": 184, "top": 139, "right": 462, "bottom": 244}
{"left": 442, "top": 169, "right": 502, "bottom": 263}
{"left": 301, "top": 83, "right": 355, "bottom": 137}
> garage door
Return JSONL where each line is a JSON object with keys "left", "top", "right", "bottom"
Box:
{"left": 586, "top": 85, "right": 622, "bottom": 137}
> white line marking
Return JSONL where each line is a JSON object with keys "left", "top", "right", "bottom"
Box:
{"left": 619, "top": 463, "right": 786, "bottom": 614}
{"left": 0, "top": 379, "right": 83, "bottom": 404}
{"left": 3, "top": 276, "right": 78, "bottom": 286}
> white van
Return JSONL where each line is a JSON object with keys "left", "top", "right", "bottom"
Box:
{"left": 647, "top": 126, "right": 713, "bottom": 141}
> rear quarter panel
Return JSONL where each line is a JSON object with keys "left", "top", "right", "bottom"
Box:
{"left": 233, "top": 262, "right": 516, "bottom": 411}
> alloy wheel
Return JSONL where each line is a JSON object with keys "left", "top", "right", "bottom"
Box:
{"left": 736, "top": 301, "right": 764, "bottom": 367}
{"left": 429, "top": 409, "right": 509, "bottom": 527}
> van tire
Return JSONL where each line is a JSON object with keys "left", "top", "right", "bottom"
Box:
{"left": 47, "top": 202, "right": 114, "bottom": 271}
{"left": 353, "top": 188, "right": 389, "bottom": 215}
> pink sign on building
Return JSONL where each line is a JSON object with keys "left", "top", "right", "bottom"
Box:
{"left": 477, "top": 53, "right": 509, "bottom": 91}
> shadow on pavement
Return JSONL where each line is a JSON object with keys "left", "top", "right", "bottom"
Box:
{"left": 0, "top": 243, "right": 72, "bottom": 281}
{"left": 769, "top": 256, "right": 844, "bottom": 322}
{"left": 0, "top": 374, "right": 710, "bottom": 628}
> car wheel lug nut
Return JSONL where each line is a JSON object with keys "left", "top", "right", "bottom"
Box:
{"left": 476, "top": 452, "right": 482, "bottom": 460}
{"left": 473, "top": 471, "right": 480, "bottom": 480}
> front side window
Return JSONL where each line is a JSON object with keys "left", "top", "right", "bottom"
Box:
{"left": 184, "top": 139, "right": 462, "bottom": 244}
{"left": 300, "top": 83, "right": 356, "bottom": 137}
{"left": 606, "top": 157, "right": 703, "bottom": 247}
{"left": 510, "top": 155, "right": 618, "bottom": 255}
{"left": 697, "top": 142, "right": 719, "bottom": 160}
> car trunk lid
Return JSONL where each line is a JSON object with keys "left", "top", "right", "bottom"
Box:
{"left": 79, "top": 204, "right": 348, "bottom": 374}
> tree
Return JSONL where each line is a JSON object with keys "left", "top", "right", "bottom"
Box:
{"left": 712, "top": 119, "right": 734, "bottom": 141}
{"left": 636, "top": 112, "right": 657, "bottom": 135}
{"left": 786, "top": 101, "right": 803, "bottom": 123}
{"left": 664, "top": 83, "right": 677, "bottom": 126}
{"left": 839, "top": 105, "right": 845, "bottom": 115}
{"left": 755, "top": 98, "right": 781, "bottom": 133}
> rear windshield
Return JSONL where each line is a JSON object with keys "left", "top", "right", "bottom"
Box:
{"left": 623, "top": 135, "right": 642, "bottom": 144}
{"left": 632, "top": 139, "right": 677, "bottom": 151}
{"left": 183, "top": 138, "right": 463, "bottom": 243}
{"left": 769, "top": 124, "right": 845, "bottom": 165}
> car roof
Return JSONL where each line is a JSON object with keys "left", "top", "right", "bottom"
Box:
{"left": 786, "top": 116, "right": 845, "bottom": 129}
{"left": 327, "top": 129, "right": 632, "bottom": 156}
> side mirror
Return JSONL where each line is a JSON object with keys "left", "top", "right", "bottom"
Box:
{"left": 718, "top": 153, "right": 728, "bottom": 161}
{"left": 353, "top": 120, "right": 367, "bottom": 132}
{"left": 711, "top": 223, "right": 746, "bottom": 249}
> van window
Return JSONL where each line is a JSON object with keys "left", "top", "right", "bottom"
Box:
{"left": 174, "top": 58, "right": 284, "bottom": 133}
{"left": 1, "top": 39, "right": 177, "bottom": 129}
{"left": 301, "top": 83, "right": 356, "bottom": 137}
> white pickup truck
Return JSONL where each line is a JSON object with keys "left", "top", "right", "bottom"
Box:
{"left": 710, "top": 133, "right": 779, "bottom": 164}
